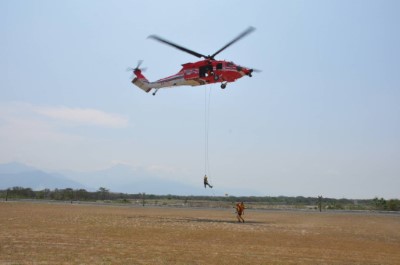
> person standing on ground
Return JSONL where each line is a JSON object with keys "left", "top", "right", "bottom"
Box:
{"left": 235, "top": 202, "right": 246, "bottom": 223}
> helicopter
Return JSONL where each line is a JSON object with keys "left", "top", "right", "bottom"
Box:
{"left": 131, "top": 26, "right": 260, "bottom": 96}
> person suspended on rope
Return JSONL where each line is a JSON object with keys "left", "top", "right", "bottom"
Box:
{"left": 235, "top": 202, "right": 246, "bottom": 223}
{"left": 203, "top": 175, "right": 213, "bottom": 188}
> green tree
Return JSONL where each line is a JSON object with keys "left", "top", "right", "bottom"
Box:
{"left": 97, "top": 187, "right": 109, "bottom": 200}
{"left": 373, "top": 197, "right": 388, "bottom": 210}
{"left": 388, "top": 200, "right": 399, "bottom": 211}
{"left": 75, "top": 189, "right": 89, "bottom": 201}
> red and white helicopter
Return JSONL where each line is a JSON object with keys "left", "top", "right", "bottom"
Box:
{"left": 131, "top": 27, "right": 260, "bottom": 96}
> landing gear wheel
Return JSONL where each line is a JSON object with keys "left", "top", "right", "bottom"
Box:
{"left": 221, "top": 83, "right": 226, "bottom": 89}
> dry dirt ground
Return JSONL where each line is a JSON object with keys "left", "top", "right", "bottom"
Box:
{"left": 0, "top": 202, "right": 399, "bottom": 265}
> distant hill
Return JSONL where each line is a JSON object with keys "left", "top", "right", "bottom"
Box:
{"left": 64, "top": 164, "right": 207, "bottom": 195}
{"left": 0, "top": 162, "right": 86, "bottom": 190}
{"left": 0, "top": 162, "right": 37, "bottom": 174}
{"left": 1, "top": 162, "right": 258, "bottom": 196}
{"left": 0, "top": 162, "right": 207, "bottom": 195}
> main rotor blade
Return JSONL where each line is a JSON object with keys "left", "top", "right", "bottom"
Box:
{"left": 137, "top": 60, "right": 143, "bottom": 69}
{"left": 210, "top": 26, "right": 255, "bottom": 59}
{"left": 148, "top": 35, "right": 207, "bottom": 59}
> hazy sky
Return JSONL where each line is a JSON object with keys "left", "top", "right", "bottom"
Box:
{"left": 1, "top": 0, "right": 399, "bottom": 198}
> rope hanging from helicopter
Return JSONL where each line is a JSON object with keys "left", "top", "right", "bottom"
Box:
{"left": 204, "top": 85, "right": 215, "bottom": 195}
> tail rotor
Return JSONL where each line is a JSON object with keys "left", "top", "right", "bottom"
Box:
{"left": 127, "top": 60, "right": 147, "bottom": 79}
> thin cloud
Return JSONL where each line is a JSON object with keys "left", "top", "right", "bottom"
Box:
{"left": 0, "top": 102, "right": 131, "bottom": 170}
{"left": 0, "top": 102, "right": 129, "bottom": 128}
{"left": 33, "top": 106, "right": 129, "bottom": 128}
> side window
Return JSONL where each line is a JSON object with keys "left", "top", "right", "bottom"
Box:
{"left": 216, "top": 63, "right": 222, "bottom": 70}
{"left": 199, "top": 65, "right": 213, "bottom": 77}
{"left": 199, "top": 66, "right": 207, "bottom": 77}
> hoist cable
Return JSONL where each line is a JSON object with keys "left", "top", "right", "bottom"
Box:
{"left": 204, "top": 85, "right": 212, "bottom": 180}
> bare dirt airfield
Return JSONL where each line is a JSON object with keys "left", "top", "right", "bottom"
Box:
{"left": 1, "top": 201, "right": 399, "bottom": 265}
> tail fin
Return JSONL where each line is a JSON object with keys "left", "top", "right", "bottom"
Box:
{"left": 131, "top": 69, "right": 152, "bottom": 93}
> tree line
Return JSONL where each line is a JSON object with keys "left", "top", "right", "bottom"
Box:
{"left": 0, "top": 186, "right": 399, "bottom": 211}
{"left": 0, "top": 187, "right": 132, "bottom": 202}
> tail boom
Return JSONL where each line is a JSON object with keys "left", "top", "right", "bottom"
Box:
{"left": 131, "top": 69, "right": 153, "bottom": 93}
{"left": 132, "top": 77, "right": 152, "bottom": 93}
{"left": 131, "top": 69, "right": 199, "bottom": 93}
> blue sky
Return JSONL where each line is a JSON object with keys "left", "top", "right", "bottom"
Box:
{"left": 1, "top": 0, "right": 399, "bottom": 198}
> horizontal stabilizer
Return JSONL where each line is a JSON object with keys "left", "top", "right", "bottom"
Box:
{"left": 132, "top": 77, "right": 152, "bottom": 93}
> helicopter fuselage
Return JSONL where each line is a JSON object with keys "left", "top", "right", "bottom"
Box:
{"left": 132, "top": 59, "right": 253, "bottom": 94}
{"left": 131, "top": 27, "right": 258, "bottom": 95}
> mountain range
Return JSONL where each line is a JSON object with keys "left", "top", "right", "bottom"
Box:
{"left": 0, "top": 162, "right": 86, "bottom": 191}
{"left": 0, "top": 162, "right": 206, "bottom": 195}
